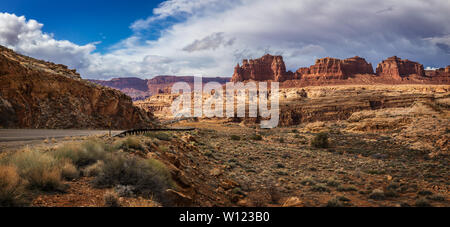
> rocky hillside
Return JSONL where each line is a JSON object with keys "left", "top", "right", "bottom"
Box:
{"left": 231, "top": 54, "right": 450, "bottom": 85}
{"left": 0, "top": 45, "right": 153, "bottom": 129}
{"left": 90, "top": 76, "right": 230, "bottom": 100}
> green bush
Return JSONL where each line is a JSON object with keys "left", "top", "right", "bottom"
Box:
{"left": 311, "top": 132, "right": 329, "bottom": 148}
{"left": 93, "top": 154, "right": 174, "bottom": 204}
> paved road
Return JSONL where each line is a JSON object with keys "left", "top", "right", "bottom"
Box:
{"left": 0, "top": 129, "right": 122, "bottom": 152}
{"left": 0, "top": 129, "right": 122, "bottom": 142}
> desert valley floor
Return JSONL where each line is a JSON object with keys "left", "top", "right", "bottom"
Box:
{"left": 1, "top": 84, "right": 448, "bottom": 207}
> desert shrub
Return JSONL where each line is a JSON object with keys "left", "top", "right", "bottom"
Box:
{"left": 52, "top": 140, "right": 110, "bottom": 167}
{"left": 250, "top": 134, "right": 263, "bottom": 141}
{"left": 369, "top": 189, "right": 385, "bottom": 200}
{"left": 93, "top": 154, "right": 173, "bottom": 203}
{"left": 0, "top": 165, "right": 28, "bottom": 207}
{"left": 311, "top": 184, "right": 329, "bottom": 192}
{"left": 427, "top": 194, "right": 445, "bottom": 201}
{"left": 7, "top": 149, "right": 63, "bottom": 191}
{"left": 230, "top": 135, "right": 241, "bottom": 141}
{"left": 145, "top": 132, "right": 172, "bottom": 141}
{"left": 384, "top": 188, "right": 398, "bottom": 198}
{"left": 81, "top": 160, "right": 104, "bottom": 177}
{"left": 311, "top": 132, "right": 329, "bottom": 148}
{"left": 326, "top": 197, "right": 344, "bottom": 207}
{"left": 300, "top": 177, "right": 316, "bottom": 186}
{"left": 104, "top": 191, "right": 121, "bottom": 207}
{"left": 115, "top": 185, "right": 135, "bottom": 197}
{"left": 337, "top": 185, "right": 357, "bottom": 192}
{"left": 326, "top": 178, "right": 340, "bottom": 187}
{"left": 115, "top": 137, "right": 143, "bottom": 151}
{"left": 415, "top": 198, "right": 431, "bottom": 207}
{"left": 60, "top": 160, "right": 79, "bottom": 180}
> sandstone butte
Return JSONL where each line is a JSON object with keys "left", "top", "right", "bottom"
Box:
{"left": 0, "top": 45, "right": 153, "bottom": 129}
{"left": 231, "top": 54, "right": 450, "bottom": 86}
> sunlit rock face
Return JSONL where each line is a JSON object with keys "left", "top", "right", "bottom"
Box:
{"left": 0, "top": 45, "right": 153, "bottom": 129}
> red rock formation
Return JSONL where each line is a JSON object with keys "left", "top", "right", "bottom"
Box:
{"left": 230, "top": 54, "right": 448, "bottom": 87}
{"left": 376, "top": 56, "right": 425, "bottom": 79}
{"left": 425, "top": 66, "right": 450, "bottom": 83}
{"left": 231, "top": 54, "right": 293, "bottom": 82}
{"left": 299, "top": 56, "right": 374, "bottom": 79}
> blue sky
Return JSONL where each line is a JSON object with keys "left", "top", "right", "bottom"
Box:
{"left": 0, "top": 0, "right": 449, "bottom": 79}
{"left": 1, "top": 0, "right": 166, "bottom": 53}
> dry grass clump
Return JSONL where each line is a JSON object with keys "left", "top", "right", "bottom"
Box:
{"left": 0, "top": 165, "right": 27, "bottom": 207}
{"left": 6, "top": 148, "right": 64, "bottom": 191}
{"left": 0, "top": 137, "right": 174, "bottom": 206}
{"left": 52, "top": 140, "right": 110, "bottom": 167}
{"left": 93, "top": 153, "right": 174, "bottom": 204}
{"left": 60, "top": 160, "right": 79, "bottom": 180}
{"left": 114, "top": 137, "right": 144, "bottom": 151}
{"left": 81, "top": 160, "right": 104, "bottom": 177}
{"left": 145, "top": 132, "right": 172, "bottom": 141}
{"left": 104, "top": 190, "right": 121, "bottom": 207}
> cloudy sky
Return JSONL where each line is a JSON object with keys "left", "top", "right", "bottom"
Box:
{"left": 1, "top": 0, "right": 449, "bottom": 79}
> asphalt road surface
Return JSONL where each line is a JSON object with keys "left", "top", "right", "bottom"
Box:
{"left": 0, "top": 129, "right": 122, "bottom": 152}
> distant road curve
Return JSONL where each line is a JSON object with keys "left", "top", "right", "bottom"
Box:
{"left": 0, "top": 129, "right": 122, "bottom": 142}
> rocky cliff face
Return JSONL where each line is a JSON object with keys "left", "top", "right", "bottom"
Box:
{"left": 425, "top": 66, "right": 450, "bottom": 84}
{"left": 231, "top": 54, "right": 293, "bottom": 82}
{"left": 231, "top": 55, "right": 374, "bottom": 82}
{"left": 299, "top": 56, "right": 374, "bottom": 79}
{"left": 376, "top": 56, "right": 425, "bottom": 79}
{"left": 0, "top": 46, "right": 153, "bottom": 129}
{"left": 230, "top": 54, "right": 448, "bottom": 87}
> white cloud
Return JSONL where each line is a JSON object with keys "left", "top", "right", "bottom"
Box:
{"left": 1, "top": 0, "right": 450, "bottom": 80}
{"left": 0, "top": 13, "right": 96, "bottom": 69}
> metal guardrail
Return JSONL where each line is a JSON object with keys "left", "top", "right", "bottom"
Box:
{"left": 115, "top": 127, "right": 196, "bottom": 137}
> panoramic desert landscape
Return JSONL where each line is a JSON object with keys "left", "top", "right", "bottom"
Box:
{"left": 0, "top": 44, "right": 448, "bottom": 207}
{"left": 0, "top": 0, "right": 449, "bottom": 211}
